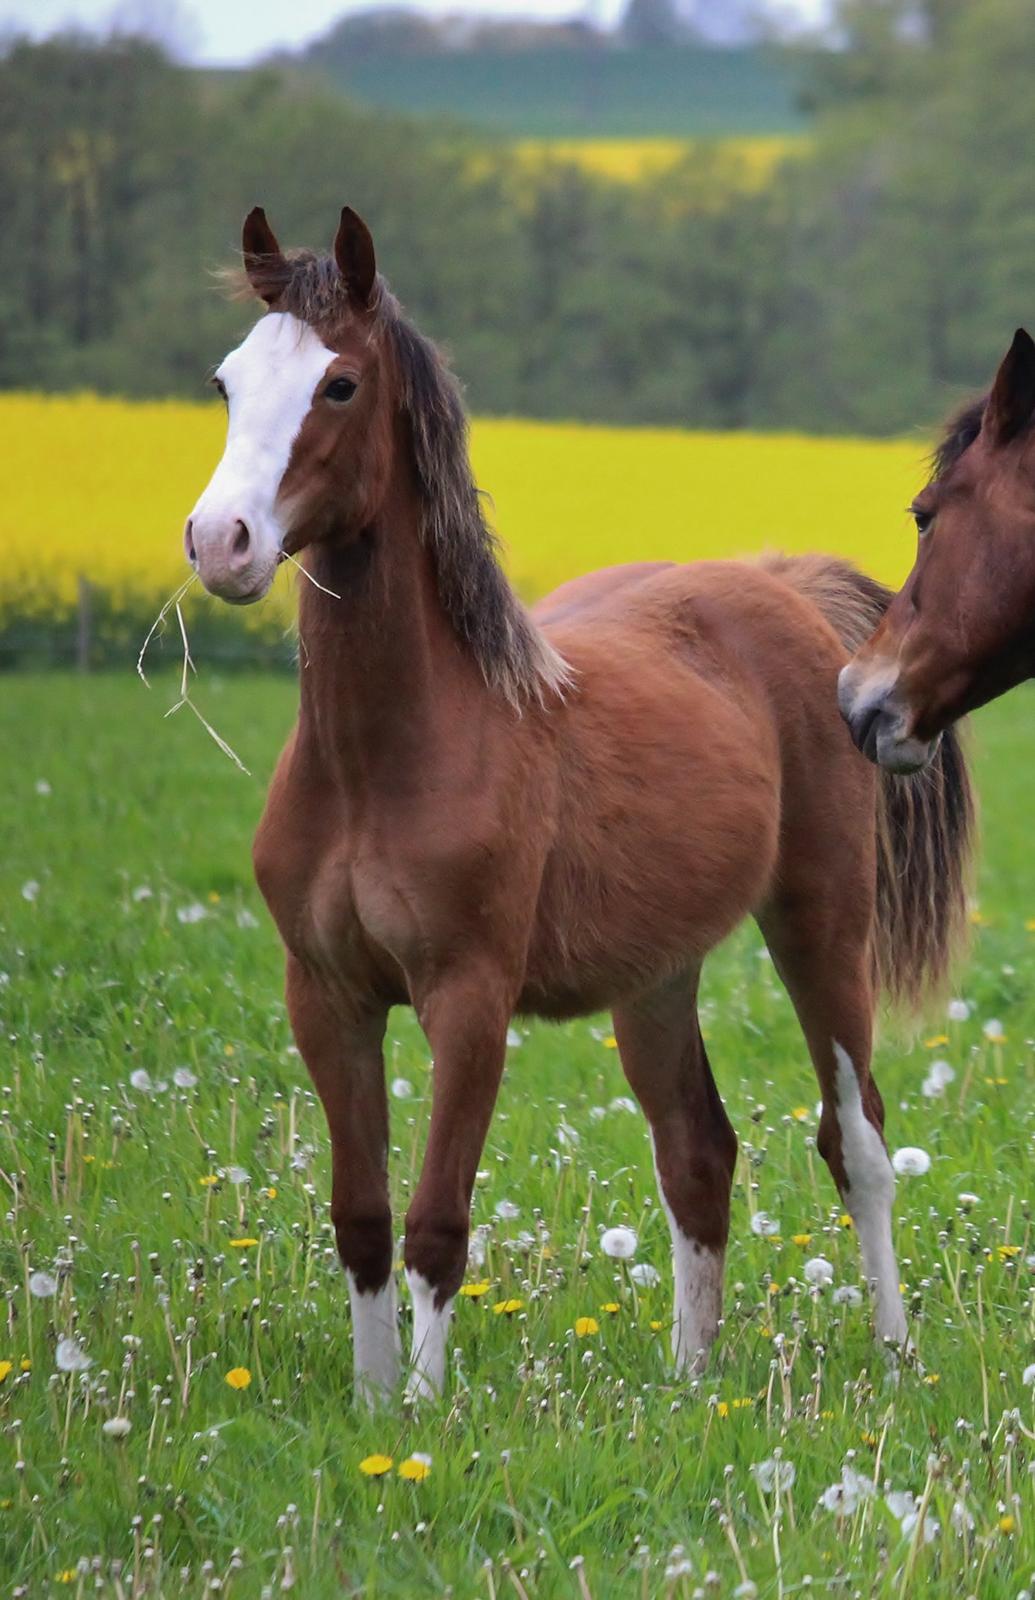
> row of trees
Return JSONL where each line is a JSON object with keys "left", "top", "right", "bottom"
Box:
{"left": 1, "top": 0, "right": 1034, "bottom": 434}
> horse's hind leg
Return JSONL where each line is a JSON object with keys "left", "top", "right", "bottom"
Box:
{"left": 757, "top": 896, "right": 908, "bottom": 1347}
{"left": 612, "top": 970, "right": 737, "bottom": 1372}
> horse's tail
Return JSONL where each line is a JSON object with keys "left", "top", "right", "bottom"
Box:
{"left": 759, "top": 552, "right": 976, "bottom": 1011}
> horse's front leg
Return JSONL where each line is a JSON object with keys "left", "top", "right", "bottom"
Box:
{"left": 285, "top": 956, "right": 399, "bottom": 1405}
{"left": 404, "top": 965, "right": 512, "bottom": 1400}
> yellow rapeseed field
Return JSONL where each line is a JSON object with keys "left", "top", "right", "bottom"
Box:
{"left": 1, "top": 392, "right": 926, "bottom": 636}
{"left": 515, "top": 135, "right": 806, "bottom": 185}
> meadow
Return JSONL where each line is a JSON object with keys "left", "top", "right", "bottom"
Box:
{"left": 4, "top": 663, "right": 1035, "bottom": 1597}
{"left": 1, "top": 393, "right": 926, "bottom": 666}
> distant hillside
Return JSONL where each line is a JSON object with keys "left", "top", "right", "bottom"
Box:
{"left": 301, "top": 44, "right": 807, "bottom": 138}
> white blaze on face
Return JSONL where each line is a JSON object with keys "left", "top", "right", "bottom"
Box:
{"left": 831, "top": 1041, "right": 907, "bottom": 1345}
{"left": 188, "top": 312, "right": 335, "bottom": 598}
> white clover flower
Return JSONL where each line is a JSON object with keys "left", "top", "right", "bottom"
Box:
{"left": 922, "top": 1059, "right": 955, "bottom": 1098}
{"left": 56, "top": 1337, "right": 92, "bottom": 1373}
{"left": 506, "top": 1027, "right": 523, "bottom": 1048}
{"left": 35, "top": 779, "right": 51, "bottom": 796}
{"left": 891, "top": 1147, "right": 931, "bottom": 1176}
{"left": 629, "top": 1263, "right": 660, "bottom": 1288}
{"left": 173, "top": 1067, "right": 198, "bottom": 1090}
{"left": 600, "top": 1226, "right": 638, "bottom": 1259}
{"left": 226, "top": 1166, "right": 250, "bottom": 1186}
{"left": 102, "top": 1417, "right": 132, "bottom": 1438}
{"left": 947, "top": 999, "right": 970, "bottom": 1022}
{"left": 804, "top": 1257, "right": 834, "bottom": 1288}
{"left": 29, "top": 1270, "right": 57, "bottom": 1298}
{"left": 176, "top": 903, "right": 208, "bottom": 925}
{"left": 750, "top": 1211, "right": 780, "bottom": 1238}
{"left": 390, "top": 1077, "right": 414, "bottom": 1100}
{"left": 495, "top": 1199, "right": 520, "bottom": 1221}
{"left": 129, "top": 1069, "right": 154, "bottom": 1094}
{"left": 21, "top": 880, "right": 40, "bottom": 903}
{"left": 236, "top": 908, "right": 259, "bottom": 929}
{"left": 983, "top": 1018, "right": 1004, "bottom": 1040}
{"left": 957, "top": 1192, "right": 979, "bottom": 1208}
{"left": 751, "top": 1457, "right": 796, "bottom": 1492}
{"left": 833, "top": 1285, "right": 863, "bottom": 1307}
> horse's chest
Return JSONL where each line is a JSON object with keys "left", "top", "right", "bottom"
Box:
{"left": 273, "top": 834, "right": 419, "bottom": 991}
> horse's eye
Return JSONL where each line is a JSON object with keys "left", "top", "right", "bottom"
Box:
{"left": 324, "top": 377, "right": 358, "bottom": 404}
{"left": 913, "top": 509, "right": 933, "bottom": 538}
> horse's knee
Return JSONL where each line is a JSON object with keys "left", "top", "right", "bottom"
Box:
{"left": 333, "top": 1205, "right": 393, "bottom": 1291}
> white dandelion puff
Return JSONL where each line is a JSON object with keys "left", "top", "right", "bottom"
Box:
{"left": 102, "top": 1417, "right": 132, "bottom": 1439}
{"left": 56, "top": 1337, "right": 92, "bottom": 1373}
{"left": 131, "top": 885, "right": 153, "bottom": 902}
{"left": 505, "top": 1027, "right": 523, "bottom": 1048}
{"left": 922, "top": 1059, "right": 955, "bottom": 1098}
{"left": 983, "top": 1018, "right": 1004, "bottom": 1040}
{"left": 172, "top": 1066, "right": 197, "bottom": 1090}
{"left": 495, "top": 1199, "right": 520, "bottom": 1221}
{"left": 751, "top": 1457, "right": 796, "bottom": 1492}
{"left": 600, "top": 1226, "right": 638, "bottom": 1259}
{"left": 29, "top": 1271, "right": 57, "bottom": 1298}
{"left": 629, "top": 1262, "right": 661, "bottom": 1288}
{"left": 947, "top": 999, "right": 970, "bottom": 1022}
{"left": 390, "top": 1078, "right": 414, "bottom": 1100}
{"left": 21, "top": 880, "right": 40, "bottom": 903}
{"left": 35, "top": 779, "right": 51, "bottom": 796}
{"left": 129, "top": 1069, "right": 154, "bottom": 1094}
{"left": 804, "top": 1257, "right": 834, "bottom": 1288}
{"left": 750, "top": 1211, "right": 780, "bottom": 1238}
{"left": 176, "top": 903, "right": 208, "bottom": 925}
{"left": 236, "top": 908, "right": 259, "bottom": 929}
{"left": 832, "top": 1285, "right": 863, "bottom": 1307}
{"left": 226, "top": 1166, "right": 250, "bottom": 1186}
{"left": 891, "top": 1147, "right": 931, "bottom": 1176}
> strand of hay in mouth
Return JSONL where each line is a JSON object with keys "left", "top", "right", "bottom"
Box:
{"left": 137, "top": 576, "right": 250, "bottom": 776}
{"left": 164, "top": 602, "right": 251, "bottom": 775}
{"left": 282, "top": 551, "right": 341, "bottom": 599}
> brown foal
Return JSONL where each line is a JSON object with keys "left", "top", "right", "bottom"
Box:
{"left": 184, "top": 207, "right": 974, "bottom": 1403}
{"left": 841, "top": 327, "right": 1035, "bottom": 771}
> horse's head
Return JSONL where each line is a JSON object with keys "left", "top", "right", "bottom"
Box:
{"left": 839, "top": 328, "right": 1035, "bottom": 771}
{"left": 185, "top": 206, "right": 392, "bottom": 604}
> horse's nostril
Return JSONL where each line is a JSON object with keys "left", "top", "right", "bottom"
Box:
{"left": 184, "top": 519, "right": 197, "bottom": 565}
{"left": 232, "top": 520, "right": 251, "bottom": 561}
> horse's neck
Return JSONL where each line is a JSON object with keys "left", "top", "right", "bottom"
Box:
{"left": 295, "top": 488, "right": 471, "bottom": 785}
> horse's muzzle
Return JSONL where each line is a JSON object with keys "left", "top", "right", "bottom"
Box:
{"left": 837, "top": 662, "right": 939, "bottom": 775}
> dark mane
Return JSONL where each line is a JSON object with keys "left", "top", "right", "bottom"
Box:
{"left": 932, "top": 396, "right": 986, "bottom": 480}
{"left": 230, "top": 250, "right": 569, "bottom": 707}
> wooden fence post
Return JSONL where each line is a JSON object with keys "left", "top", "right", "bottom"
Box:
{"left": 76, "top": 575, "right": 93, "bottom": 672}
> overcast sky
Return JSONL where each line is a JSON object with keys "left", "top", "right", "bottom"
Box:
{"left": 0, "top": 0, "right": 828, "bottom": 65}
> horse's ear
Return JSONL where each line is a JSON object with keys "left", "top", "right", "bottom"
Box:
{"left": 242, "top": 207, "right": 287, "bottom": 307}
{"left": 985, "top": 328, "right": 1035, "bottom": 446}
{"left": 333, "top": 207, "right": 377, "bottom": 309}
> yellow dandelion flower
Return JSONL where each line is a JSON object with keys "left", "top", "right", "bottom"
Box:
{"left": 0, "top": 1497, "right": 12, "bottom": 1509}
{"left": 199, "top": 1175, "right": 219, "bottom": 1187}
{"left": 924, "top": 1034, "right": 950, "bottom": 1048}
{"left": 732, "top": 1397, "right": 753, "bottom": 1409}
{"left": 791, "top": 1107, "right": 810, "bottom": 1121}
{"left": 224, "top": 1044, "right": 235, "bottom": 1057}
{"left": 1026, "top": 918, "right": 1035, "bottom": 933}
{"left": 574, "top": 1316, "right": 599, "bottom": 1337}
{"left": 359, "top": 1454, "right": 393, "bottom": 1477}
{"left": 20, "top": 1359, "right": 31, "bottom": 1373}
{"left": 602, "top": 1034, "right": 618, "bottom": 1049}
{"left": 266, "top": 1186, "right": 277, "bottom": 1199}
{"left": 839, "top": 1214, "right": 854, "bottom": 1229}
{"left": 649, "top": 1319, "right": 664, "bottom": 1331}
{"left": 229, "top": 1238, "right": 259, "bottom": 1248}
{"left": 792, "top": 1233, "right": 813, "bottom": 1247}
{"left": 225, "top": 1367, "right": 252, "bottom": 1390}
{"left": 716, "top": 1401, "right": 730, "bottom": 1417}
{"left": 83, "top": 1153, "right": 95, "bottom": 1163}
{"left": 541, "top": 1244, "right": 555, "bottom": 1259}
{"left": 767, "top": 1282, "right": 780, "bottom": 1296}
{"left": 208, "top": 891, "right": 221, "bottom": 904}
{"left": 492, "top": 1298, "right": 523, "bottom": 1315}
{"left": 55, "top": 1571, "right": 77, "bottom": 1585}
{"left": 969, "top": 909, "right": 990, "bottom": 927}
{"left": 759, "top": 1326, "right": 772, "bottom": 1338}
{"left": 459, "top": 1282, "right": 491, "bottom": 1298}
{"left": 0, "top": 1361, "right": 12, "bottom": 1383}
{"left": 998, "top": 1245, "right": 1022, "bottom": 1260}
{"left": 599, "top": 1302, "right": 620, "bottom": 1314}
{"left": 398, "top": 1455, "right": 432, "bottom": 1481}
{"left": 999, "top": 1514, "right": 1015, "bottom": 1534}
{"left": 861, "top": 1430, "right": 878, "bottom": 1447}
{"left": 923, "top": 1373, "right": 940, "bottom": 1385}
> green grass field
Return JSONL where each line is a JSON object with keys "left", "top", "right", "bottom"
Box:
{"left": 4, "top": 671, "right": 1035, "bottom": 1597}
